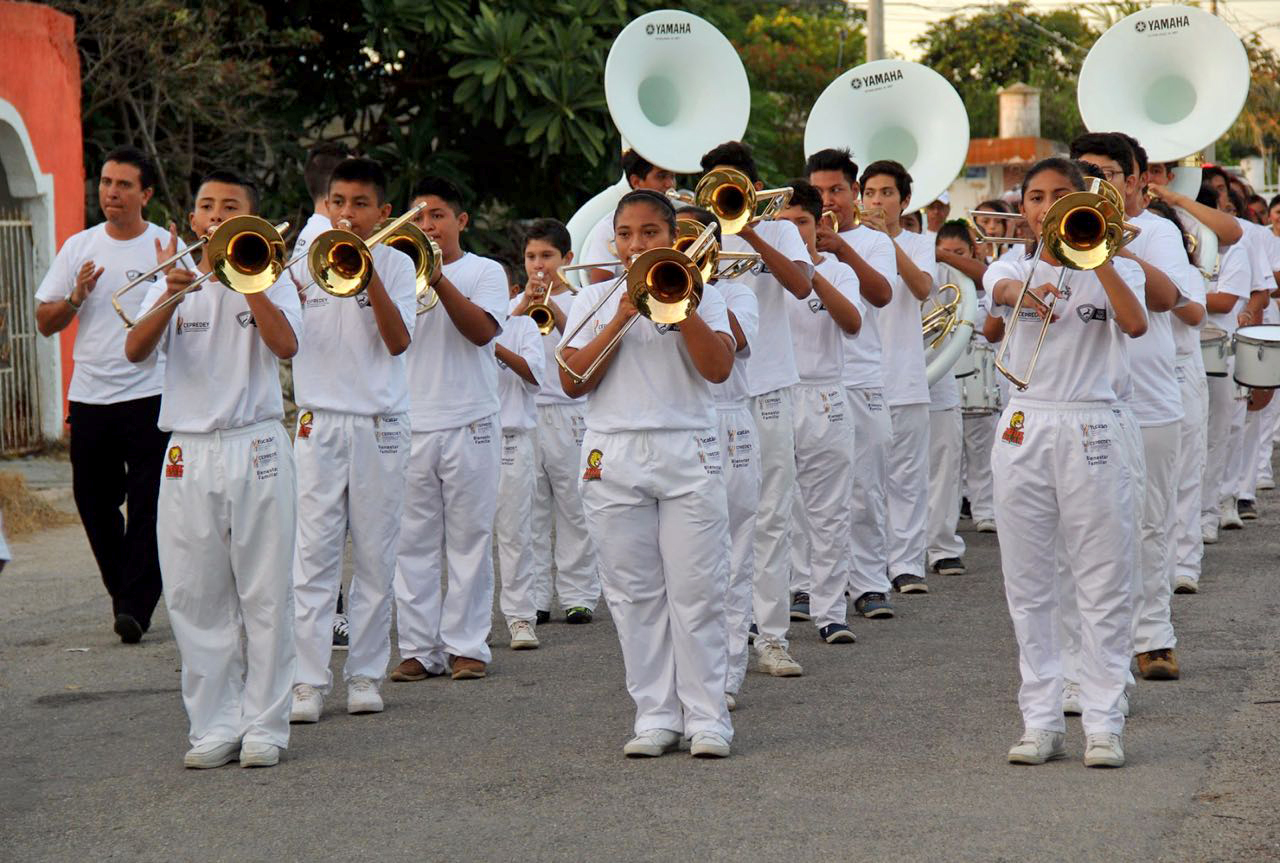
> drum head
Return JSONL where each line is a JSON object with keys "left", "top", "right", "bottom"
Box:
{"left": 1236, "top": 324, "right": 1280, "bottom": 343}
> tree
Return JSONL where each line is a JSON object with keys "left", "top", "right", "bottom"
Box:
{"left": 1222, "top": 34, "right": 1280, "bottom": 185}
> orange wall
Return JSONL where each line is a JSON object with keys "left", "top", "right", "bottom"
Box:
{"left": 0, "top": 2, "right": 83, "bottom": 424}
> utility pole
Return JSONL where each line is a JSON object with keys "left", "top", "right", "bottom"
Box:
{"left": 867, "top": 0, "right": 885, "bottom": 62}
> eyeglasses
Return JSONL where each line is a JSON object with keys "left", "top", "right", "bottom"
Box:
{"left": 1100, "top": 168, "right": 1126, "bottom": 182}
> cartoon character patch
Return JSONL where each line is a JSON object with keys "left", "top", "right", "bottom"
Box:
{"left": 297, "top": 410, "right": 313, "bottom": 439}
{"left": 582, "top": 448, "right": 603, "bottom": 482}
{"left": 1001, "top": 410, "right": 1025, "bottom": 446}
{"left": 165, "top": 446, "right": 184, "bottom": 479}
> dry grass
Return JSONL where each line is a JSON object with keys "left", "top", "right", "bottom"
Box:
{"left": 0, "top": 472, "right": 78, "bottom": 537}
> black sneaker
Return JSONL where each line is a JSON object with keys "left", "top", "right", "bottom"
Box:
{"left": 332, "top": 613, "right": 349, "bottom": 651}
{"left": 789, "top": 591, "right": 811, "bottom": 621}
{"left": 535, "top": 609, "right": 551, "bottom": 625}
{"left": 1238, "top": 498, "right": 1259, "bottom": 520}
{"left": 931, "top": 557, "right": 966, "bottom": 576}
{"left": 960, "top": 497, "right": 972, "bottom": 520}
{"left": 747, "top": 623, "right": 758, "bottom": 645}
{"left": 565, "top": 607, "right": 593, "bottom": 624}
{"left": 818, "top": 623, "right": 856, "bottom": 644}
{"left": 114, "top": 613, "right": 143, "bottom": 644}
{"left": 892, "top": 574, "right": 929, "bottom": 594}
{"left": 853, "top": 592, "right": 895, "bottom": 619}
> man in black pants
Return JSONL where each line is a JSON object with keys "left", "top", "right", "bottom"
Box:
{"left": 35, "top": 146, "right": 172, "bottom": 644}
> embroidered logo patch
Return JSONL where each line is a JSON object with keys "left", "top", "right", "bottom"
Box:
{"left": 583, "top": 448, "right": 603, "bottom": 481}
{"left": 1001, "top": 411, "right": 1025, "bottom": 446}
{"left": 165, "top": 445, "right": 184, "bottom": 479}
{"left": 297, "top": 410, "right": 313, "bottom": 439}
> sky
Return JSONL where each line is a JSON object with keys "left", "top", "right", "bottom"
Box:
{"left": 872, "top": 0, "right": 1280, "bottom": 59}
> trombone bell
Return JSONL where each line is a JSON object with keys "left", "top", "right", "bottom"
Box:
{"left": 695, "top": 166, "right": 792, "bottom": 235}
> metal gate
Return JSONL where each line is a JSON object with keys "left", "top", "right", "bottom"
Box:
{"left": 0, "top": 210, "right": 44, "bottom": 452}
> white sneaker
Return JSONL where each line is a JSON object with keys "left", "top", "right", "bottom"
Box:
{"left": 1258, "top": 477, "right": 1275, "bottom": 491}
{"left": 974, "top": 518, "right": 997, "bottom": 533}
{"left": 1062, "top": 681, "right": 1082, "bottom": 716}
{"left": 1220, "top": 500, "right": 1244, "bottom": 529}
{"left": 1007, "top": 729, "right": 1066, "bottom": 765}
{"left": 290, "top": 683, "right": 321, "bottom": 724}
{"left": 239, "top": 742, "right": 280, "bottom": 768}
{"left": 623, "top": 729, "right": 681, "bottom": 758}
{"left": 1084, "top": 732, "right": 1125, "bottom": 767}
{"left": 508, "top": 619, "right": 539, "bottom": 650}
{"left": 756, "top": 639, "right": 803, "bottom": 677}
{"left": 347, "top": 676, "right": 384, "bottom": 714}
{"left": 1202, "top": 523, "right": 1218, "bottom": 544}
{"left": 183, "top": 740, "right": 239, "bottom": 769}
{"left": 725, "top": 692, "right": 737, "bottom": 712}
{"left": 1174, "top": 574, "right": 1199, "bottom": 594}
{"left": 690, "top": 731, "right": 731, "bottom": 758}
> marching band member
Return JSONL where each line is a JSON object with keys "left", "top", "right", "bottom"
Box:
{"left": 700, "top": 141, "right": 813, "bottom": 676}
{"left": 289, "top": 157, "right": 418, "bottom": 723}
{"left": 124, "top": 170, "right": 302, "bottom": 769}
{"left": 391, "top": 177, "right": 508, "bottom": 682}
{"left": 581, "top": 150, "right": 677, "bottom": 285}
{"left": 860, "top": 160, "right": 936, "bottom": 591}
{"left": 35, "top": 146, "right": 172, "bottom": 645}
{"left": 560, "top": 190, "right": 736, "bottom": 758}
{"left": 513, "top": 220, "right": 600, "bottom": 624}
{"left": 988, "top": 158, "right": 1147, "bottom": 769}
{"left": 807, "top": 149, "right": 898, "bottom": 619}
{"left": 493, "top": 311, "right": 546, "bottom": 649}
{"left": 676, "top": 206, "right": 760, "bottom": 710}
{"left": 778, "top": 180, "right": 863, "bottom": 645}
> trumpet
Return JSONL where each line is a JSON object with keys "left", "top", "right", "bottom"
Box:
{"left": 524, "top": 269, "right": 579, "bottom": 336}
{"left": 112, "top": 216, "right": 289, "bottom": 328}
{"left": 306, "top": 203, "right": 427, "bottom": 299}
{"left": 995, "top": 180, "right": 1140, "bottom": 389}
{"left": 555, "top": 224, "right": 716, "bottom": 385}
{"left": 695, "top": 167, "right": 792, "bottom": 234}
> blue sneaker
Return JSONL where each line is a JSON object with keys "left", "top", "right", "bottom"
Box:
{"left": 789, "top": 591, "right": 811, "bottom": 621}
{"left": 747, "top": 623, "right": 758, "bottom": 645}
{"left": 818, "top": 623, "right": 856, "bottom": 644}
{"left": 853, "top": 592, "right": 895, "bottom": 619}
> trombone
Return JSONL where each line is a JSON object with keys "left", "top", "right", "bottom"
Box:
{"left": 672, "top": 217, "right": 761, "bottom": 281}
{"left": 695, "top": 166, "right": 793, "bottom": 234}
{"left": 111, "top": 216, "right": 289, "bottom": 328}
{"left": 524, "top": 269, "right": 579, "bottom": 336}
{"left": 554, "top": 223, "right": 717, "bottom": 386}
{"left": 374, "top": 221, "right": 442, "bottom": 315}
{"left": 995, "top": 179, "right": 1140, "bottom": 389}
{"left": 304, "top": 203, "right": 428, "bottom": 299}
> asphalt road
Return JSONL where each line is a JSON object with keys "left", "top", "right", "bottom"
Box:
{"left": 2, "top": 480, "right": 1279, "bottom": 862}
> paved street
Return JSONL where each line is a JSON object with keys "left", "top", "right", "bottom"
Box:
{"left": 2, "top": 469, "right": 1280, "bottom": 862}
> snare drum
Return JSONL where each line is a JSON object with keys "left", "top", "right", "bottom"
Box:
{"left": 1201, "top": 326, "right": 1230, "bottom": 377}
{"left": 961, "top": 342, "right": 1001, "bottom": 416}
{"left": 952, "top": 337, "right": 978, "bottom": 379}
{"left": 1232, "top": 325, "right": 1280, "bottom": 389}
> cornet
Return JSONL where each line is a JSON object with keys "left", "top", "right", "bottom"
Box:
{"left": 112, "top": 216, "right": 289, "bottom": 328}
{"left": 555, "top": 224, "right": 716, "bottom": 386}
{"left": 524, "top": 269, "right": 579, "bottom": 336}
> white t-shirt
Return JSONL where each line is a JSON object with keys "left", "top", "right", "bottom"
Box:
{"left": 1206, "top": 243, "right": 1253, "bottom": 335}
{"left": 580, "top": 212, "right": 622, "bottom": 279}
{"left": 562, "top": 282, "right": 730, "bottom": 432}
{"left": 1123, "top": 210, "right": 1187, "bottom": 426}
{"left": 722, "top": 219, "right": 811, "bottom": 397}
{"left": 507, "top": 293, "right": 584, "bottom": 407}
{"left": 787, "top": 255, "right": 861, "bottom": 385}
{"left": 36, "top": 222, "right": 170, "bottom": 404}
{"left": 927, "top": 264, "right": 963, "bottom": 413}
{"left": 878, "top": 229, "right": 935, "bottom": 406}
{"left": 405, "top": 252, "right": 508, "bottom": 431}
{"left": 1171, "top": 260, "right": 1207, "bottom": 359}
{"left": 143, "top": 266, "right": 302, "bottom": 433}
{"left": 290, "top": 212, "right": 332, "bottom": 276}
{"left": 1241, "top": 218, "right": 1280, "bottom": 295}
{"left": 986, "top": 256, "right": 1146, "bottom": 404}
{"left": 292, "top": 243, "right": 418, "bottom": 416}
{"left": 711, "top": 279, "right": 759, "bottom": 409}
{"left": 496, "top": 314, "right": 544, "bottom": 431}
{"left": 840, "top": 225, "right": 897, "bottom": 390}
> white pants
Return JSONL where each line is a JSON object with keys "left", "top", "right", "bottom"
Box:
{"left": 886, "top": 403, "right": 931, "bottom": 578}
{"left": 394, "top": 416, "right": 501, "bottom": 672}
{"left": 994, "top": 401, "right": 1135, "bottom": 736}
{"left": 845, "top": 387, "right": 892, "bottom": 597}
{"left": 718, "top": 405, "right": 760, "bottom": 695}
{"left": 580, "top": 428, "right": 732, "bottom": 739}
{"left": 159, "top": 420, "right": 296, "bottom": 748}
{"left": 1256, "top": 401, "right": 1280, "bottom": 487}
{"left": 1173, "top": 358, "right": 1208, "bottom": 586}
{"left": 495, "top": 429, "right": 537, "bottom": 624}
{"left": 293, "top": 411, "right": 409, "bottom": 693}
{"left": 1202, "top": 367, "right": 1246, "bottom": 527}
{"left": 788, "top": 385, "right": 854, "bottom": 629}
{"left": 1239, "top": 395, "right": 1280, "bottom": 501}
{"left": 531, "top": 403, "right": 599, "bottom": 611}
{"left": 751, "top": 387, "right": 796, "bottom": 647}
{"left": 1133, "top": 422, "right": 1180, "bottom": 654}
{"left": 927, "top": 407, "right": 965, "bottom": 566}
{"left": 1223, "top": 388, "right": 1249, "bottom": 503}
{"left": 962, "top": 413, "right": 997, "bottom": 521}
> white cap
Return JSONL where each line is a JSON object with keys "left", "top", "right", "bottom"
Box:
{"left": 932, "top": 191, "right": 951, "bottom": 206}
